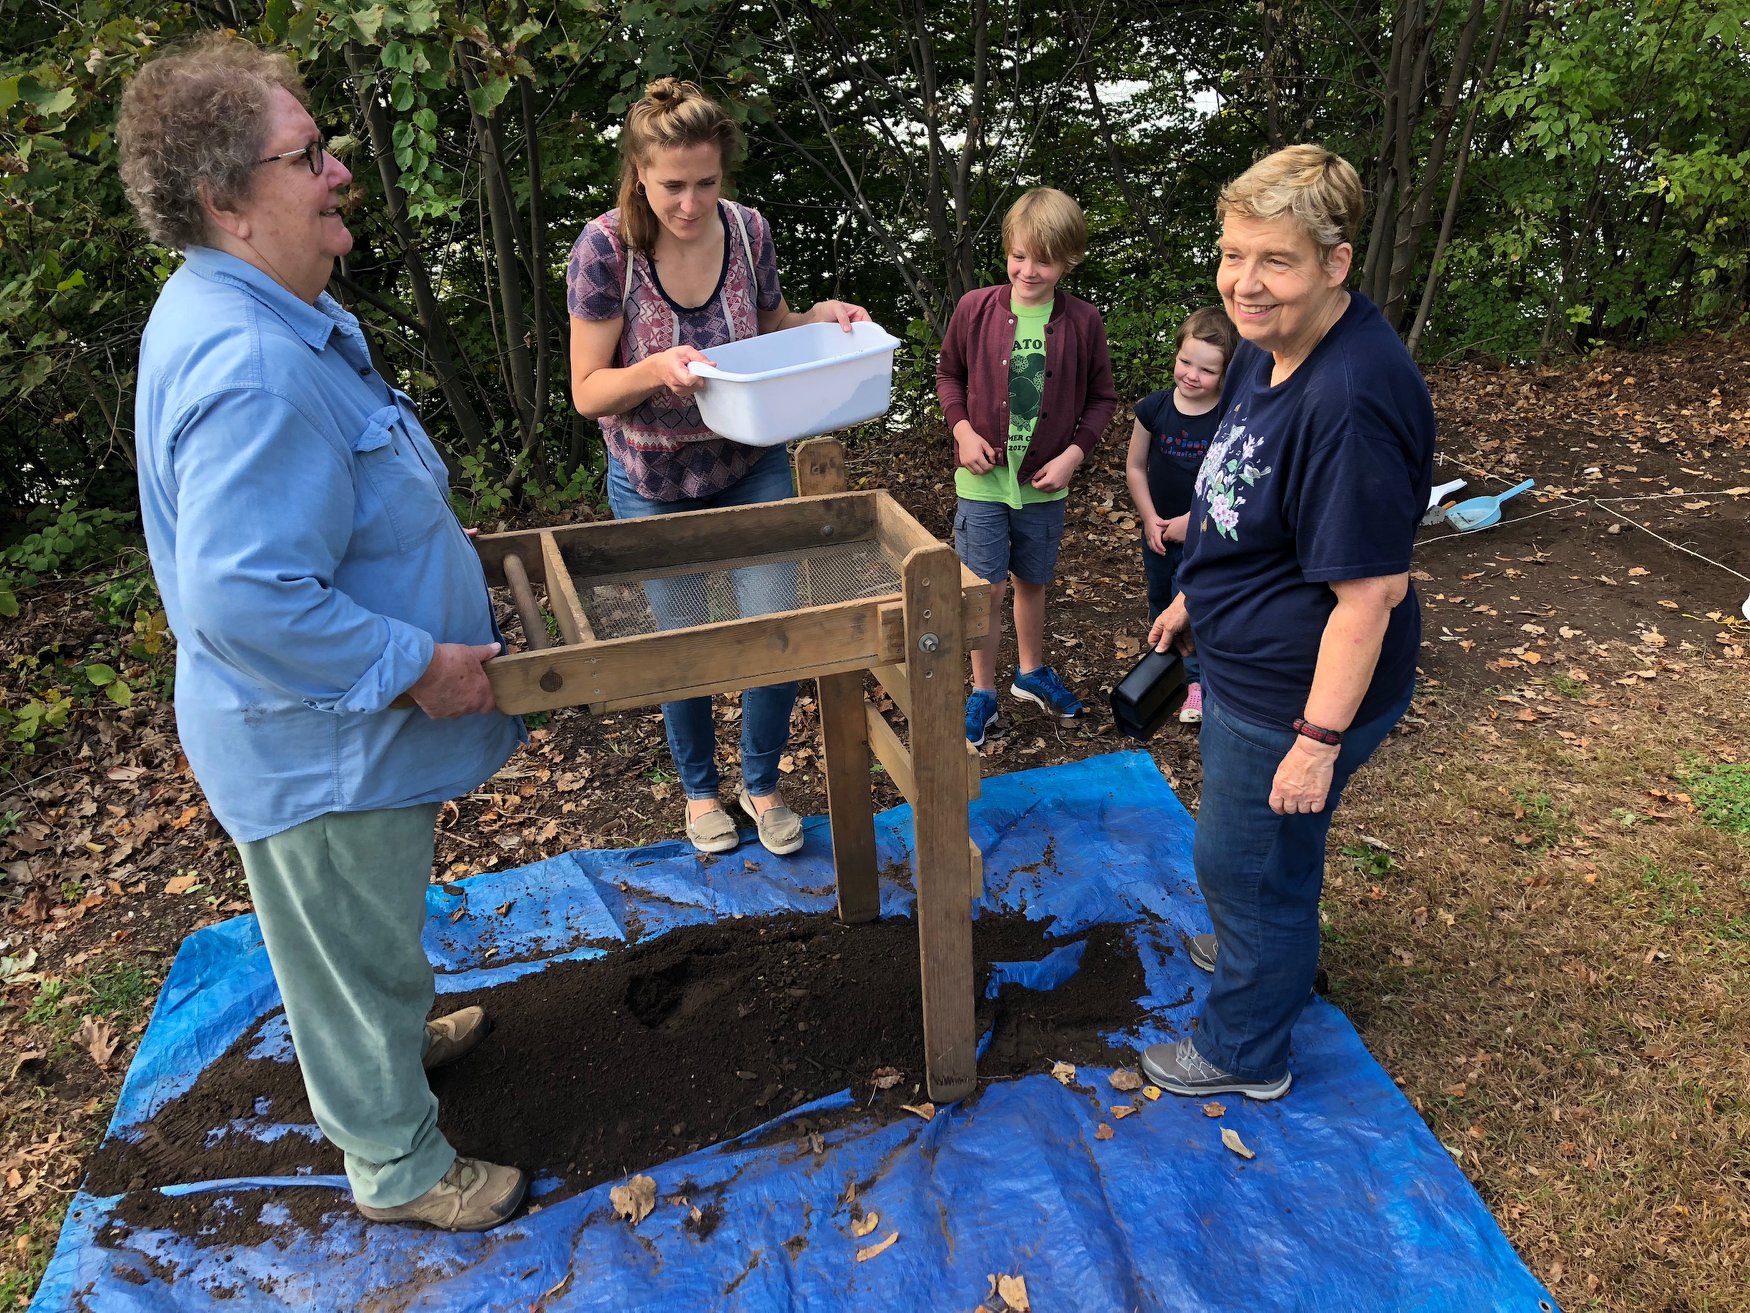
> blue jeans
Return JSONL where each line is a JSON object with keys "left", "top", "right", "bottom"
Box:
{"left": 605, "top": 447, "right": 799, "bottom": 799}
{"left": 1141, "top": 532, "right": 1200, "bottom": 680}
{"left": 1191, "top": 684, "right": 1412, "bottom": 1081}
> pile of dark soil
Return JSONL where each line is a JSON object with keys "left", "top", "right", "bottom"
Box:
{"left": 89, "top": 910, "right": 1149, "bottom": 1242}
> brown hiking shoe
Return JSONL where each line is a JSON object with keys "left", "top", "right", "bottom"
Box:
{"left": 357, "top": 1157, "right": 528, "bottom": 1231}
{"left": 422, "top": 1006, "right": 491, "bottom": 1071}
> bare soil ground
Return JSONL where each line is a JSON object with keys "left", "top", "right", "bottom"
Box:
{"left": 3, "top": 329, "right": 1747, "bottom": 1309}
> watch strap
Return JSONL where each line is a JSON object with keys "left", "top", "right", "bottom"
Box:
{"left": 1292, "top": 716, "right": 1343, "bottom": 746}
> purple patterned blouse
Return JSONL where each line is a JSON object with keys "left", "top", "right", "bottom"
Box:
{"left": 567, "top": 200, "right": 784, "bottom": 501}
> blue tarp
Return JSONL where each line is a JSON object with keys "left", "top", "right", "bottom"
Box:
{"left": 31, "top": 753, "right": 1557, "bottom": 1312}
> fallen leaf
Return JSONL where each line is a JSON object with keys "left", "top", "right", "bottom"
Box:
{"left": 540, "top": 1272, "right": 575, "bottom": 1302}
{"left": 1107, "top": 1069, "right": 1143, "bottom": 1092}
{"left": 1050, "top": 1061, "right": 1077, "bottom": 1086}
{"left": 870, "top": 1066, "right": 903, "bottom": 1090}
{"left": 171, "top": 805, "right": 202, "bottom": 830}
{"left": 1111, "top": 1105, "right": 1136, "bottom": 1120}
{"left": 1094, "top": 1123, "right": 1114, "bottom": 1140}
{"left": 610, "top": 1174, "right": 657, "bottom": 1226}
{"left": 1221, "top": 1127, "right": 1255, "bottom": 1159}
{"left": 988, "top": 1273, "right": 1031, "bottom": 1310}
{"left": 900, "top": 1102, "right": 936, "bottom": 1121}
{"left": 1203, "top": 1101, "right": 1227, "bottom": 1118}
{"left": 19, "top": 889, "right": 55, "bottom": 923}
{"left": 163, "top": 874, "right": 199, "bottom": 896}
{"left": 851, "top": 1210, "right": 880, "bottom": 1238}
{"left": 78, "top": 1016, "right": 118, "bottom": 1070}
{"left": 1142, "top": 1086, "right": 1161, "bottom": 1101}
{"left": 856, "top": 1230, "right": 900, "bottom": 1262}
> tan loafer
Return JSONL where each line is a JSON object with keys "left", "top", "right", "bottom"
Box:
{"left": 737, "top": 788, "right": 804, "bottom": 856}
{"left": 357, "top": 1156, "right": 528, "bottom": 1231}
{"left": 684, "top": 802, "right": 740, "bottom": 854}
{"left": 422, "top": 1005, "right": 491, "bottom": 1071}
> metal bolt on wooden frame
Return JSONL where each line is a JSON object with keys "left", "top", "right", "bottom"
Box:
{"left": 471, "top": 439, "right": 989, "bottom": 1103}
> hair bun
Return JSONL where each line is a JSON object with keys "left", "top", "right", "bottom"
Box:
{"left": 644, "top": 76, "right": 700, "bottom": 108}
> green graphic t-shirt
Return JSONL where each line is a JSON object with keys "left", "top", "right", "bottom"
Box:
{"left": 956, "top": 300, "right": 1065, "bottom": 507}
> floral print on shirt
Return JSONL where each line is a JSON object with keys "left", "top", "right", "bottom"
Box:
{"left": 1194, "top": 412, "right": 1274, "bottom": 540}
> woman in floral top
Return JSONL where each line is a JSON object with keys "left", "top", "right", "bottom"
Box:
{"left": 568, "top": 77, "right": 868, "bottom": 857}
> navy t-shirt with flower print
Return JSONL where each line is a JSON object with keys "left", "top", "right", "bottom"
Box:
{"left": 1177, "top": 293, "right": 1435, "bottom": 731}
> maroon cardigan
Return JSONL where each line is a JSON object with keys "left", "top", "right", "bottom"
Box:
{"left": 936, "top": 283, "right": 1118, "bottom": 482}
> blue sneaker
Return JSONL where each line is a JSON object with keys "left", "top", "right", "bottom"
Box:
{"left": 1010, "top": 665, "right": 1085, "bottom": 723}
{"left": 965, "top": 688, "right": 1002, "bottom": 747}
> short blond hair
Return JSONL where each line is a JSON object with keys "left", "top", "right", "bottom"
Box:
{"left": 118, "top": 33, "right": 309, "bottom": 250}
{"left": 1217, "top": 145, "right": 1365, "bottom": 262}
{"left": 1002, "top": 187, "right": 1087, "bottom": 270}
{"left": 616, "top": 78, "right": 741, "bottom": 252}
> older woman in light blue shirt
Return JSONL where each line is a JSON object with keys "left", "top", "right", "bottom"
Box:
{"left": 120, "top": 34, "right": 525, "bottom": 1231}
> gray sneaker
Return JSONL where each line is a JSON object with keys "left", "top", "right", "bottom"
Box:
{"left": 1186, "top": 933, "right": 1218, "bottom": 973}
{"left": 422, "top": 1006, "right": 491, "bottom": 1071}
{"left": 357, "top": 1157, "right": 529, "bottom": 1231}
{"left": 1185, "top": 936, "right": 1325, "bottom": 996}
{"left": 1139, "top": 1036, "right": 1291, "bottom": 1101}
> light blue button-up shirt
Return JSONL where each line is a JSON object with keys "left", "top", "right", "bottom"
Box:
{"left": 135, "top": 248, "right": 523, "bottom": 842}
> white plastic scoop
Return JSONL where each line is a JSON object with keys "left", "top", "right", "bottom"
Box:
{"left": 1421, "top": 478, "right": 1468, "bottom": 525}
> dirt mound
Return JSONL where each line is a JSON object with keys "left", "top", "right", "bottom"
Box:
{"left": 90, "top": 911, "right": 1149, "bottom": 1242}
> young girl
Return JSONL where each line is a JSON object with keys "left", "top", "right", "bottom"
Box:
{"left": 1124, "top": 307, "right": 1238, "bottom": 723}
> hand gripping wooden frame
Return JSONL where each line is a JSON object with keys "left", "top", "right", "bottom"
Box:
{"left": 470, "top": 440, "right": 989, "bottom": 1102}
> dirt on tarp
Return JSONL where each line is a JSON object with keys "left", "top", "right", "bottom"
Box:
{"left": 89, "top": 910, "right": 1150, "bottom": 1247}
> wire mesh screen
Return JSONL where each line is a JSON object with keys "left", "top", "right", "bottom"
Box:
{"left": 573, "top": 539, "right": 901, "bottom": 641}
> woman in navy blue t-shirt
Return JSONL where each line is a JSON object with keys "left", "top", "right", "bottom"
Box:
{"left": 1138, "top": 147, "right": 1434, "bottom": 1102}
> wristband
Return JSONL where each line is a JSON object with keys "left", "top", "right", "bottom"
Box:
{"left": 1292, "top": 717, "right": 1343, "bottom": 746}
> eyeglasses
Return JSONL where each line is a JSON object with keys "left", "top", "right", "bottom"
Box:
{"left": 257, "top": 139, "right": 326, "bottom": 176}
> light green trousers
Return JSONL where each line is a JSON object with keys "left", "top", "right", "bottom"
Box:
{"left": 236, "top": 803, "right": 455, "bottom": 1209}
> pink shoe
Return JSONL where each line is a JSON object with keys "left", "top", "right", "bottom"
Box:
{"left": 1178, "top": 680, "right": 1203, "bottom": 724}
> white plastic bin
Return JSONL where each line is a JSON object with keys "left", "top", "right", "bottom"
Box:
{"left": 687, "top": 321, "right": 901, "bottom": 446}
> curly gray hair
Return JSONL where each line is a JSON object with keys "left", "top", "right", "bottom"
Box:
{"left": 117, "top": 33, "right": 309, "bottom": 250}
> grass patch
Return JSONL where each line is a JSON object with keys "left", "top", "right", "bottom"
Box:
{"left": 1637, "top": 859, "right": 1706, "bottom": 927}
{"left": 1548, "top": 671, "right": 1588, "bottom": 699}
{"left": 1339, "top": 841, "right": 1398, "bottom": 878}
{"left": 1508, "top": 788, "right": 1575, "bottom": 850}
{"left": 22, "top": 963, "right": 159, "bottom": 1042}
{"left": 1322, "top": 667, "right": 1750, "bottom": 1311}
{"left": 1682, "top": 760, "right": 1750, "bottom": 836}
{"left": 0, "top": 1198, "right": 68, "bottom": 1309}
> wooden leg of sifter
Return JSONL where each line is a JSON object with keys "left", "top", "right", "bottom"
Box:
{"left": 792, "top": 437, "right": 877, "bottom": 922}
{"left": 792, "top": 436, "right": 847, "bottom": 496}
{"left": 818, "top": 670, "right": 879, "bottom": 924}
{"left": 904, "top": 544, "right": 976, "bottom": 1103}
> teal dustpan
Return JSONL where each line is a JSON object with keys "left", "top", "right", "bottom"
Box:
{"left": 1445, "top": 478, "right": 1535, "bottom": 533}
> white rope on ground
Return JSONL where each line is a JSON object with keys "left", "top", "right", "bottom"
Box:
{"left": 1415, "top": 504, "right": 1570, "bottom": 547}
{"left": 1588, "top": 503, "right": 1750, "bottom": 584}
{"left": 1421, "top": 456, "right": 1750, "bottom": 583}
